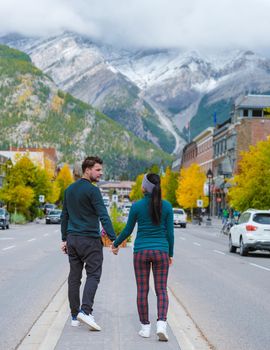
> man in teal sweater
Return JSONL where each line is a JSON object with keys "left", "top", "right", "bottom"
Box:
{"left": 61, "top": 156, "right": 116, "bottom": 331}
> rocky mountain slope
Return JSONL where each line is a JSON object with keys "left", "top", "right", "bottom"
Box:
{"left": 0, "top": 44, "right": 172, "bottom": 179}
{"left": 1, "top": 33, "right": 178, "bottom": 154}
{"left": 3, "top": 32, "right": 270, "bottom": 143}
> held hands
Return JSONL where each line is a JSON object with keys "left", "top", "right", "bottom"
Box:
{"left": 61, "top": 241, "right": 68, "bottom": 254}
{"left": 110, "top": 242, "right": 120, "bottom": 255}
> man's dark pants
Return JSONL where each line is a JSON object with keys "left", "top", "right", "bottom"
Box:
{"left": 67, "top": 235, "right": 103, "bottom": 316}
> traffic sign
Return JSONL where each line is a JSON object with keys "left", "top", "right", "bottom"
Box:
{"left": 197, "top": 199, "right": 203, "bottom": 207}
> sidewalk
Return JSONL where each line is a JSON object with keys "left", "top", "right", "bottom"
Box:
{"left": 55, "top": 248, "right": 181, "bottom": 350}
{"left": 191, "top": 216, "right": 223, "bottom": 230}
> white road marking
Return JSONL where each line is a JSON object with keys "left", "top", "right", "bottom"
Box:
{"left": 2, "top": 245, "right": 15, "bottom": 251}
{"left": 0, "top": 237, "right": 14, "bottom": 240}
{"left": 213, "top": 250, "right": 226, "bottom": 255}
{"left": 54, "top": 229, "right": 60, "bottom": 233}
{"left": 193, "top": 242, "right": 201, "bottom": 246}
{"left": 180, "top": 237, "right": 186, "bottom": 241}
{"left": 28, "top": 238, "right": 36, "bottom": 242}
{"left": 249, "top": 263, "right": 270, "bottom": 272}
{"left": 43, "top": 233, "right": 49, "bottom": 237}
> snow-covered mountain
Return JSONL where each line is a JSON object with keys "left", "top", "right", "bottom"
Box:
{"left": 3, "top": 32, "right": 270, "bottom": 147}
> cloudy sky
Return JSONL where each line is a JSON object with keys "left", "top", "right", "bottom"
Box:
{"left": 1, "top": 0, "right": 270, "bottom": 52}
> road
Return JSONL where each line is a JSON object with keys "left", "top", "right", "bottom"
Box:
{"left": 1, "top": 220, "right": 270, "bottom": 350}
{"left": 0, "top": 222, "right": 68, "bottom": 350}
{"left": 170, "top": 222, "right": 270, "bottom": 350}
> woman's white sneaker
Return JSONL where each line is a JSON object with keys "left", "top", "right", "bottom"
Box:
{"left": 156, "top": 320, "right": 168, "bottom": 341}
{"left": 139, "top": 323, "right": 151, "bottom": 338}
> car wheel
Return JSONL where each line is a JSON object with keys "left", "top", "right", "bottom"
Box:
{"left": 6, "top": 224, "right": 9, "bottom": 229}
{"left": 182, "top": 224, "right": 186, "bottom": 228}
{"left": 239, "top": 238, "right": 248, "bottom": 256}
{"left": 46, "top": 220, "right": 50, "bottom": 224}
{"left": 229, "top": 235, "right": 236, "bottom": 253}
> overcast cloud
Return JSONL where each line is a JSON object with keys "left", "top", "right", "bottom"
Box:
{"left": 1, "top": 0, "right": 270, "bottom": 52}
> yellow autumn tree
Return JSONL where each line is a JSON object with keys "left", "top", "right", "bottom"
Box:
{"left": 229, "top": 138, "right": 270, "bottom": 211}
{"left": 44, "top": 158, "right": 61, "bottom": 203}
{"left": 56, "top": 164, "right": 74, "bottom": 202}
{"left": 0, "top": 185, "right": 34, "bottom": 217}
{"left": 176, "top": 163, "right": 208, "bottom": 213}
{"left": 161, "top": 167, "right": 170, "bottom": 199}
{"left": 129, "top": 174, "right": 144, "bottom": 201}
{"left": 44, "top": 158, "right": 56, "bottom": 180}
{"left": 46, "top": 181, "right": 61, "bottom": 204}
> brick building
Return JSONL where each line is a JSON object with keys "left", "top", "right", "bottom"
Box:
{"left": 181, "top": 141, "right": 197, "bottom": 169}
{"left": 180, "top": 94, "right": 270, "bottom": 215}
{"left": 193, "top": 127, "right": 214, "bottom": 173}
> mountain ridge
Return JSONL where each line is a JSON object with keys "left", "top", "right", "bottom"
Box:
{"left": 3, "top": 32, "right": 270, "bottom": 144}
{"left": 0, "top": 44, "right": 172, "bottom": 179}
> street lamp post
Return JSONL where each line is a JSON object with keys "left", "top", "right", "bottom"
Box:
{"left": 206, "top": 168, "right": 213, "bottom": 225}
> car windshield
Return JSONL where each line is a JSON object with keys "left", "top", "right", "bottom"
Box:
{"left": 45, "top": 204, "right": 54, "bottom": 208}
{"left": 49, "top": 210, "right": 61, "bottom": 215}
{"left": 174, "top": 210, "right": 184, "bottom": 215}
{"left": 253, "top": 213, "right": 270, "bottom": 224}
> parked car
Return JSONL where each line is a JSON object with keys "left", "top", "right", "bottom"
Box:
{"left": 0, "top": 208, "right": 10, "bottom": 230}
{"left": 46, "top": 209, "right": 62, "bottom": 224}
{"left": 173, "top": 208, "right": 187, "bottom": 228}
{"left": 43, "top": 203, "right": 56, "bottom": 215}
{"left": 229, "top": 209, "right": 270, "bottom": 256}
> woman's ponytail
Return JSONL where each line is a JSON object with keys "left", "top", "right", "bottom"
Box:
{"left": 146, "top": 173, "right": 162, "bottom": 225}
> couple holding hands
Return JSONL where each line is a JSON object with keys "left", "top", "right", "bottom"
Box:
{"left": 61, "top": 156, "right": 174, "bottom": 341}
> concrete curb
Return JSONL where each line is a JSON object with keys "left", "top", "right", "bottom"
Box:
{"left": 17, "top": 281, "right": 69, "bottom": 350}
{"left": 149, "top": 276, "right": 211, "bottom": 350}
{"left": 167, "top": 287, "right": 211, "bottom": 350}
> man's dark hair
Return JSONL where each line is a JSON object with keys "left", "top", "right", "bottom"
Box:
{"left": 82, "top": 156, "right": 103, "bottom": 173}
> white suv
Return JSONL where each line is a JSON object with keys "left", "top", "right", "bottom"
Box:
{"left": 229, "top": 209, "right": 270, "bottom": 256}
{"left": 173, "top": 208, "right": 187, "bottom": 228}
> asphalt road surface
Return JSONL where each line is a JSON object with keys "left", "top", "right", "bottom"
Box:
{"left": 1, "top": 220, "right": 270, "bottom": 350}
{"left": 0, "top": 222, "right": 68, "bottom": 350}
{"left": 170, "top": 222, "right": 270, "bottom": 350}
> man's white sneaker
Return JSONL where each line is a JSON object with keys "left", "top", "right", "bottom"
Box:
{"left": 156, "top": 320, "right": 168, "bottom": 341}
{"left": 138, "top": 323, "right": 151, "bottom": 338}
{"left": 77, "top": 311, "right": 101, "bottom": 331}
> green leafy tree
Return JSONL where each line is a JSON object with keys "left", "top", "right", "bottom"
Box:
{"left": 56, "top": 163, "right": 74, "bottom": 202}
{"left": 148, "top": 164, "right": 160, "bottom": 174}
{"left": 0, "top": 185, "right": 34, "bottom": 217}
{"left": 161, "top": 167, "right": 179, "bottom": 207}
{"left": 0, "top": 155, "right": 57, "bottom": 219}
{"left": 129, "top": 174, "right": 144, "bottom": 201}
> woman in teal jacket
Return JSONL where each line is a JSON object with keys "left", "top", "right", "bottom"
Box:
{"left": 112, "top": 173, "right": 174, "bottom": 341}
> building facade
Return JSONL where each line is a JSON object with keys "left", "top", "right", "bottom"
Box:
{"left": 180, "top": 94, "right": 270, "bottom": 215}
